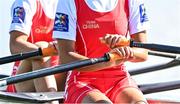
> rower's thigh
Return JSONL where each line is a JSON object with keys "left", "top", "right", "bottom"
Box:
{"left": 81, "top": 90, "right": 112, "bottom": 103}
{"left": 15, "top": 60, "right": 35, "bottom": 92}
{"left": 32, "top": 56, "right": 51, "bottom": 70}
{"left": 115, "top": 87, "right": 147, "bottom": 104}
{"left": 32, "top": 57, "right": 59, "bottom": 92}
{"left": 54, "top": 72, "right": 67, "bottom": 91}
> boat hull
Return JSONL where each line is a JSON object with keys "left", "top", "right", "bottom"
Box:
{"left": 0, "top": 91, "right": 179, "bottom": 104}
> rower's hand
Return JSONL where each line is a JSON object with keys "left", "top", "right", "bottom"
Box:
{"left": 99, "top": 34, "right": 133, "bottom": 62}
{"left": 46, "top": 41, "right": 58, "bottom": 56}
{"left": 99, "top": 34, "right": 129, "bottom": 48}
{"left": 110, "top": 46, "right": 134, "bottom": 61}
{"left": 35, "top": 41, "right": 57, "bottom": 57}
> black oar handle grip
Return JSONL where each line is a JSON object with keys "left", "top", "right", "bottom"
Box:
{"left": 38, "top": 48, "right": 43, "bottom": 56}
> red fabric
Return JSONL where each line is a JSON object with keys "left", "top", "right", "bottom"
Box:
{"left": 64, "top": 68, "right": 138, "bottom": 103}
{"left": 75, "top": 0, "right": 129, "bottom": 57}
{"left": 6, "top": 0, "right": 58, "bottom": 92}
{"left": 27, "top": 0, "right": 55, "bottom": 43}
{"left": 6, "top": 61, "right": 19, "bottom": 92}
{"left": 64, "top": 0, "right": 132, "bottom": 102}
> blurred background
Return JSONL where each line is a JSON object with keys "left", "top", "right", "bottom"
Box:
{"left": 0, "top": 0, "right": 180, "bottom": 101}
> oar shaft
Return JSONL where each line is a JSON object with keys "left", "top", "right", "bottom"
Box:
{"left": 148, "top": 51, "right": 178, "bottom": 58}
{"left": 130, "top": 40, "right": 180, "bottom": 54}
{"left": 129, "top": 60, "right": 180, "bottom": 75}
{"left": 0, "top": 74, "right": 9, "bottom": 79}
{"left": 0, "top": 46, "right": 58, "bottom": 65}
{"left": 140, "top": 80, "right": 180, "bottom": 94}
{"left": 0, "top": 48, "right": 42, "bottom": 65}
{"left": 0, "top": 54, "right": 110, "bottom": 87}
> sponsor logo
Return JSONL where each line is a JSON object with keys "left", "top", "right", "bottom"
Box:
{"left": 139, "top": 4, "right": 148, "bottom": 23}
{"left": 12, "top": 7, "right": 25, "bottom": 23}
{"left": 54, "top": 13, "right": 69, "bottom": 32}
{"left": 82, "top": 21, "right": 99, "bottom": 29}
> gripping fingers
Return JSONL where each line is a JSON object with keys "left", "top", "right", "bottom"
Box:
{"left": 108, "top": 52, "right": 123, "bottom": 61}
{"left": 111, "top": 36, "right": 120, "bottom": 48}
{"left": 42, "top": 41, "right": 58, "bottom": 56}
{"left": 42, "top": 46, "right": 57, "bottom": 57}
{"left": 112, "top": 47, "right": 134, "bottom": 60}
{"left": 104, "top": 34, "right": 121, "bottom": 48}
{"left": 124, "top": 47, "right": 133, "bottom": 58}
{"left": 99, "top": 34, "right": 130, "bottom": 48}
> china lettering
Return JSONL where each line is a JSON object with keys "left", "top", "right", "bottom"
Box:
{"left": 35, "top": 26, "right": 49, "bottom": 33}
{"left": 82, "top": 21, "right": 100, "bottom": 29}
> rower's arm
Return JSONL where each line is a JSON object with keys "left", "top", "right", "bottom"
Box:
{"left": 10, "top": 30, "right": 39, "bottom": 54}
{"left": 130, "top": 31, "right": 148, "bottom": 62}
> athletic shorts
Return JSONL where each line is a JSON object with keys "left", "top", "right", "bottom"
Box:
{"left": 64, "top": 69, "right": 139, "bottom": 103}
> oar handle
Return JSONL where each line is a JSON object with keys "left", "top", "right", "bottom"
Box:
{"left": 42, "top": 46, "right": 57, "bottom": 57}
{"left": 99, "top": 37, "right": 130, "bottom": 47}
{"left": 100, "top": 36, "right": 180, "bottom": 54}
{"left": 108, "top": 52, "right": 123, "bottom": 61}
{"left": 0, "top": 46, "right": 57, "bottom": 65}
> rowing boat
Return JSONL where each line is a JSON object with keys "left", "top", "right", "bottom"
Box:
{"left": 0, "top": 91, "right": 179, "bottom": 104}
{"left": 1, "top": 70, "right": 180, "bottom": 104}
{"left": 0, "top": 91, "right": 64, "bottom": 104}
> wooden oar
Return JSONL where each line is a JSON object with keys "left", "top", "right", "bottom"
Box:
{"left": 100, "top": 38, "right": 180, "bottom": 75}
{"left": 0, "top": 53, "right": 120, "bottom": 87}
{"left": 100, "top": 38, "right": 180, "bottom": 54}
{"left": 0, "top": 46, "right": 57, "bottom": 65}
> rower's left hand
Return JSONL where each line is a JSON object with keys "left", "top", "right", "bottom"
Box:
{"left": 110, "top": 46, "right": 134, "bottom": 61}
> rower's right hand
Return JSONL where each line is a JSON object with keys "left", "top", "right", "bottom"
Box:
{"left": 110, "top": 46, "right": 134, "bottom": 61}
{"left": 33, "top": 41, "right": 57, "bottom": 59}
{"left": 41, "top": 41, "right": 58, "bottom": 56}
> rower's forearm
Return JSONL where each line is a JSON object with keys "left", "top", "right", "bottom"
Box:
{"left": 10, "top": 41, "right": 39, "bottom": 54}
{"left": 129, "top": 48, "right": 148, "bottom": 62}
{"left": 60, "top": 52, "right": 119, "bottom": 72}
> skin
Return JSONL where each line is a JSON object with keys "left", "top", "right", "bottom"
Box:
{"left": 57, "top": 31, "right": 148, "bottom": 103}
{"left": 10, "top": 30, "right": 61, "bottom": 104}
